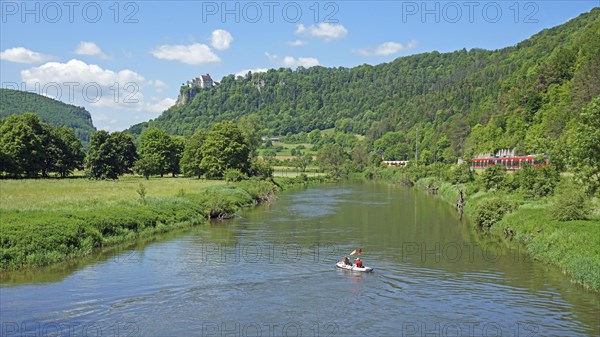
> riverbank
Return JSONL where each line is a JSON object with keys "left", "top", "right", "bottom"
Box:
{"left": 411, "top": 177, "right": 600, "bottom": 292}
{"left": 0, "top": 175, "right": 328, "bottom": 271}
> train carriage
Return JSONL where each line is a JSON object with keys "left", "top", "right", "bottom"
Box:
{"left": 470, "top": 154, "right": 549, "bottom": 170}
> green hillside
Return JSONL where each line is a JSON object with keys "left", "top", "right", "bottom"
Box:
{"left": 127, "top": 9, "right": 599, "bottom": 160}
{"left": 0, "top": 89, "right": 96, "bottom": 146}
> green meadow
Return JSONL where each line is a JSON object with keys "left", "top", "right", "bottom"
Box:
{"left": 0, "top": 176, "right": 225, "bottom": 211}
{"left": 0, "top": 176, "right": 281, "bottom": 270}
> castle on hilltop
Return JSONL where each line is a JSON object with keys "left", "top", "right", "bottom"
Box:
{"left": 177, "top": 74, "right": 217, "bottom": 105}
{"left": 186, "top": 74, "right": 214, "bottom": 89}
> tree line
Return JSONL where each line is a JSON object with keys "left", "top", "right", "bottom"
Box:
{"left": 0, "top": 113, "right": 84, "bottom": 177}
{"left": 0, "top": 113, "right": 271, "bottom": 181}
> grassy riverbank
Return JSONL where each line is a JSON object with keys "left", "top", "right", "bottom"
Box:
{"left": 0, "top": 176, "right": 283, "bottom": 270}
{"left": 411, "top": 176, "right": 600, "bottom": 292}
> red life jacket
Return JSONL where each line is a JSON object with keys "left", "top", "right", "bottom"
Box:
{"left": 356, "top": 260, "right": 363, "bottom": 267}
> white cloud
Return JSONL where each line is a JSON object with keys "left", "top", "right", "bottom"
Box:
{"left": 0, "top": 47, "right": 52, "bottom": 64}
{"left": 296, "top": 23, "right": 348, "bottom": 41}
{"left": 148, "top": 79, "right": 167, "bottom": 93}
{"left": 21, "top": 59, "right": 144, "bottom": 88}
{"left": 265, "top": 53, "right": 317, "bottom": 68}
{"left": 210, "top": 29, "right": 233, "bottom": 50}
{"left": 265, "top": 52, "right": 278, "bottom": 63}
{"left": 354, "top": 40, "right": 418, "bottom": 57}
{"left": 234, "top": 68, "right": 269, "bottom": 78}
{"left": 265, "top": 52, "right": 320, "bottom": 69}
{"left": 21, "top": 59, "right": 145, "bottom": 111}
{"left": 146, "top": 97, "right": 176, "bottom": 113}
{"left": 151, "top": 43, "right": 220, "bottom": 65}
{"left": 282, "top": 56, "right": 320, "bottom": 68}
{"left": 288, "top": 39, "right": 307, "bottom": 47}
{"left": 75, "top": 41, "right": 109, "bottom": 59}
{"left": 20, "top": 59, "right": 174, "bottom": 113}
{"left": 20, "top": 59, "right": 176, "bottom": 130}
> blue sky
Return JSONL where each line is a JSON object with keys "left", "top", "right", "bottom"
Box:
{"left": 1, "top": 1, "right": 598, "bottom": 131}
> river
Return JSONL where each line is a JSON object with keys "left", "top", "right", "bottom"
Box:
{"left": 1, "top": 183, "right": 599, "bottom": 336}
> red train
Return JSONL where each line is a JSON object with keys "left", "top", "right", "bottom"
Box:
{"left": 470, "top": 154, "right": 549, "bottom": 170}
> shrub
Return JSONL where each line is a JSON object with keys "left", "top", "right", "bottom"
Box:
{"left": 197, "top": 186, "right": 253, "bottom": 219}
{"left": 137, "top": 183, "right": 147, "bottom": 204}
{"left": 481, "top": 165, "right": 507, "bottom": 190}
{"left": 530, "top": 167, "right": 560, "bottom": 198}
{"left": 474, "top": 198, "right": 515, "bottom": 228}
{"left": 238, "top": 179, "right": 279, "bottom": 203}
{"left": 427, "top": 163, "right": 452, "bottom": 181}
{"left": 224, "top": 169, "right": 247, "bottom": 182}
{"left": 465, "top": 181, "right": 481, "bottom": 195}
{"left": 250, "top": 159, "right": 274, "bottom": 179}
{"left": 512, "top": 164, "right": 559, "bottom": 199}
{"left": 551, "top": 178, "right": 591, "bottom": 221}
{"left": 450, "top": 163, "right": 474, "bottom": 184}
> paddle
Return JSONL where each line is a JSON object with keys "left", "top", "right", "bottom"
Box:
{"left": 349, "top": 248, "right": 362, "bottom": 256}
{"left": 348, "top": 248, "right": 363, "bottom": 267}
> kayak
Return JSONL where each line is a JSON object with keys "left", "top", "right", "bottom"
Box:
{"left": 336, "top": 261, "right": 374, "bottom": 272}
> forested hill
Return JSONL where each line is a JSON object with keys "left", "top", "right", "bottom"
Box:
{"left": 0, "top": 89, "right": 96, "bottom": 146}
{"left": 127, "top": 8, "right": 599, "bottom": 158}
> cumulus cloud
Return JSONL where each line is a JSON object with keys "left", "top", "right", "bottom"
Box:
{"left": 148, "top": 79, "right": 167, "bottom": 93}
{"left": 20, "top": 59, "right": 176, "bottom": 130}
{"left": 354, "top": 40, "right": 418, "bottom": 57}
{"left": 288, "top": 39, "right": 307, "bottom": 47}
{"left": 296, "top": 23, "right": 348, "bottom": 41}
{"left": 210, "top": 29, "right": 233, "bottom": 50}
{"left": 265, "top": 52, "right": 319, "bottom": 68}
{"left": 21, "top": 59, "right": 144, "bottom": 88}
{"left": 234, "top": 68, "right": 269, "bottom": 78}
{"left": 151, "top": 43, "right": 220, "bottom": 65}
{"left": 146, "top": 97, "right": 176, "bottom": 113}
{"left": 0, "top": 47, "right": 52, "bottom": 64}
{"left": 75, "top": 41, "right": 109, "bottom": 59}
{"left": 20, "top": 59, "right": 174, "bottom": 113}
{"left": 282, "top": 56, "right": 319, "bottom": 68}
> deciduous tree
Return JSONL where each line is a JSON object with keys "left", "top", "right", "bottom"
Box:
{"left": 200, "top": 121, "right": 250, "bottom": 179}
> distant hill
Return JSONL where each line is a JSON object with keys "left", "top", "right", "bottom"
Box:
{"left": 128, "top": 8, "right": 599, "bottom": 158}
{"left": 0, "top": 89, "right": 96, "bottom": 146}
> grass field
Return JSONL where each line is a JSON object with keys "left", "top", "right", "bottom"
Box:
{"left": 0, "top": 176, "right": 224, "bottom": 211}
{"left": 257, "top": 141, "right": 317, "bottom": 157}
{"left": 0, "top": 176, "right": 279, "bottom": 270}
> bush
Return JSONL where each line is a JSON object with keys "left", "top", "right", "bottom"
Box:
{"left": 450, "top": 163, "right": 473, "bottom": 184}
{"left": 250, "top": 159, "right": 274, "bottom": 179}
{"left": 474, "top": 198, "right": 515, "bottom": 228}
{"left": 197, "top": 186, "right": 253, "bottom": 219}
{"left": 551, "top": 178, "right": 591, "bottom": 221}
{"left": 530, "top": 167, "right": 560, "bottom": 198}
{"left": 427, "top": 163, "right": 452, "bottom": 181}
{"left": 224, "top": 168, "right": 247, "bottom": 182}
{"left": 481, "top": 165, "right": 507, "bottom": 190}
{"left": 238, "top": 179, "right": 279, "bottom": 203}
{"left": 512, "top": 164, "right": 559, "bottom": 199}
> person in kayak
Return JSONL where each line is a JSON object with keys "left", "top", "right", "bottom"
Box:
{"left": 343, "top": 256, "right": 351, "bottom": 265}
{"left": 355, "top": 257, "right": 363, "bottom": 268}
